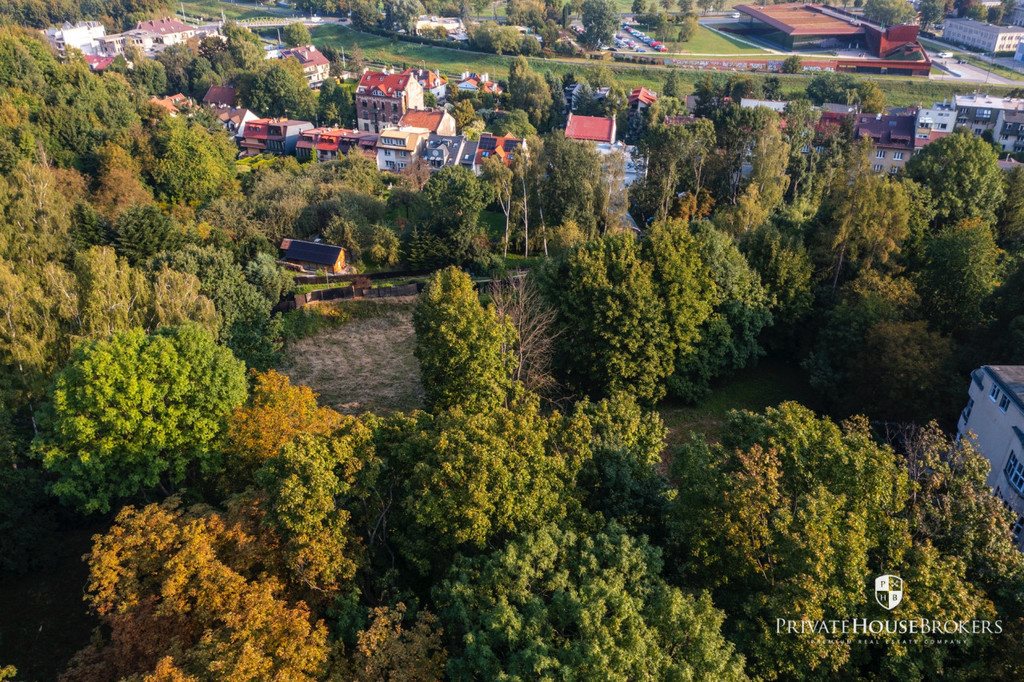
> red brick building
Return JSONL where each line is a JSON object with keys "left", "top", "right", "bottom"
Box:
{"left": 355, "top": 70, "right": 425, "bottom": 133}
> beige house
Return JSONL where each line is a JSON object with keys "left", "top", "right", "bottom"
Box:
{"left": 942, "top": 18, "right": 1024, "bottom": 53}
{"left": 375, "top": 127, "right": 430, "bottom": 172}
{"left": 958, "top": 365, "right": 1024, "bottom": 551}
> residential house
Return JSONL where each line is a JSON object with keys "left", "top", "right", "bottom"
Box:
{"left": 398, "top": 108, "right": 457, "bottom": 136}
{"left": 150, "top": 93, "right": 191, "bottom": 116}
{"left": 215, "top": 108, "right": 259, "bottom": 140}
{"left": 456, "top": 72, "right": 502, "bottom": 95}
{"left": 202, "top": 84, "right": 237, "bottom": 108}
{"left": 474, "top": 133, "right": 525, "bottom": 170}
{"left": 376, "top": 127, "right": 431, "bottom": 171}
{"left": 296, "top": 128, "right": 379, "bottom": 162}
{"left": 627, "top": 87, "right": 657, "bottom": 113}
{"left": 280, "top": 45, "right": 331, "bottom": 88}
{"left": 280, "top": 238, "right": 346, "bottom": 273}
{"left": 958, "top": 365, "right": 1024, "bottom": 551}
{"left": 565, "top": 113, "right": 616, "bottom": 144}
{"left": 942, "top": 18, "right": 1024, "bottom": 53}
{"left": 914, "top": 101, "right": 955, "bottom": 150}
{"left": 43, "top": 21, "right": 105, "bottom": 56}
{"left": 97, "top": 17, "right": 199, "bottom": 57}
{"left": 414, "top": 15, "right": 469, "bottom": 42}
{"left": 422, "top": 134, "right": 472, "bottom": 171}
{"left": 408, "top": 68, "right": 449, "bottom": 102}
{"left": 240, "top": 118, "right": 315, "bottom": 156}
{"left": 954, "top": 94, "right": 1024, "bottom": 153}
{"left": 853, "top": 110, "right": 917, "bottom": 174}
{"left": 355, "top": 69, "right": 425, "bottom": 133}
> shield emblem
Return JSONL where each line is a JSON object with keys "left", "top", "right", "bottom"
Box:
{"left": 874, "top": 574, "right": 903, "bottom": 610}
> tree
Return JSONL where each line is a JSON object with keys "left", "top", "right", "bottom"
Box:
{"left": 997, "top": 164, "right": 1024, "bottom": 249}
{"left": 33, "top": 325, "right": 247, "bottom": 514}
{"left": 581, "top": 0, "right": 617, "bottom": 48}
{"left": 113, "top": 204, "right": 178, "bottom": 265}
{"left": 224, "top": 370, "right": 344, "bottom": 486}
{"left": 413, "top": 267, "right": 515, "bottom": 411}
{"left": 508, "top": 56, "right": 553, "bottom": 128}
{"left": 383, "top": 0, "right": 425, "bottom": 32}
{"left": 718, "top": 117, "right": 790, "bottom": 234}
{"left": 316, "top": 77, "right": 355, "bottom": 126}
{"left": 481, "top": 156, "right": 514, "bottom": 256}
{"left": 489, "top": 274, "right": 559, "bottom": 394}
{"left": 781, "top": 55, "right": 802, "bottom": 73}
{"left": 420, "top": 166, "right": 489, "bottom": 263}
{"left": 539, "top": 132, "right": 605, "bottom": 235}
{"left": 283, "top": 22, "right": 312, "bottom": 46}
{"left": 150, "top": 117, "right": 237, "bottom": 207}
{"left": 906, "top": 129, "right": 1005, "bottom": 226}
{"left": 917, "top": 218, "right": 1001, "bottom": 335}
{"left": 438, "top": 522, "right": 747, "bottom": 681}
{"left": 239, "top": 60, "right": 317, "bottom": 121}
{"left": 91, "top": 142, "right": 153, "bottom": 220}
{"left": 338, "top": 604, "right": 447, "bottom": 681}
{"left": 918, "top": 0, "right": 946, "bottom": 28}
{"left": 864, "top": 0, "right": 917, "bottom": 24}
{"left": 67, "top": 500, "right": 329, "bottom": 680}
{"left": 544, "top": 234, "right": 674, "bottom": 403}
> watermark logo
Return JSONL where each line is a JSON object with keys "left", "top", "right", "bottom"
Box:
{"left": 874, "top": 574, "right": 903, "bottom": 611}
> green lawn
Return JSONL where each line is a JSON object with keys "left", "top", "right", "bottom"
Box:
{"left": 312, "top": 25, "right": 1019, "bottom": 107}
{"left": 180, "top": 0, "right": 296, "bottom": 22}
{"left": 671, "top": 26, "right": 765, "bottom": 55}
{"left": 658, "top": 360, "right": 818, "bottom": 449}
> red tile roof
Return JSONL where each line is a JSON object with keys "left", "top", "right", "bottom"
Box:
{"left": 399, "top": 109, "right": 447, "bottom": 132}
{"left": 357, "top": 70, "right": 414, "bottom": 96}
{"left": 565, "top": 113, "right": 615, "bottom": 143}
{"left": 84, "top": 55, "right": 115, "bottom": 71}
{"left": 475, "top": 133, "right": 524, "bottom": 167}
{"left": 628, "top": 87, "right": 658, "bottom": 106}
{"left": 202, "top": 84, "right": 236, "bottom": 108}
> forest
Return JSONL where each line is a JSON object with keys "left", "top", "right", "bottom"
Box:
{"left": 1, "top": 13, "right": 1024, "bottom": 681}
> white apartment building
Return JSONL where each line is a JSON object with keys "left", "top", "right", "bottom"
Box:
{"left": 96, "top": 17, "right": 203, "bottom": 58}
{"left": 43, "top": 21, "right": 106, "bottom": 56}
{"left": 954, "top": 94, "right": 1024, "bottom": 153}
{"left": 958, "top": 366, "right": 1024, "bottom": 551}
{"left": 942, "top": 18, "right": 1024, "bottom": 53}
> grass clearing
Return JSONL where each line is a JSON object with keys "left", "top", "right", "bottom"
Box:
{"left": 279, "top": 297, "right": 424, "bottom": 414}
{"left": 312, "top": 25, "right": 1017, "bottom": 108}
{"left": 658, "top": 360, "right": 817, "bottom": 450}
{"left": 180, "top": 0, "right": 290, "bottom": 22}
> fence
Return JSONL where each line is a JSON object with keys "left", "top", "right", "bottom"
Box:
{"left": 280, "top": 281, "right": 422, "bottom": 311}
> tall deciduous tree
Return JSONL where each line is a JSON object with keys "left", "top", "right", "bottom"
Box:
{"left": 580, "top": 0, "right": 617, "bottom": 47}
{"left": 413, "top": 267, "right": 515, "bottom": 411}
{"left": 906, "top": 129, "right": 1005, "bottom": 226}
{"left": 34, "top": 324, "right": 247, "bottom": 513}
{"left": 508, "top": 56, "right": 553, "bottom": 128}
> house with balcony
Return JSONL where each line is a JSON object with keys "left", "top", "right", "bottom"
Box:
{"left": 375, "top": 127, "right": 431, "bottom": 171}
{"left": 96, "top": 17, "right": 201, "bottom": 57}
{"left": 43, "top": 21, "right": 106, "bottom": 56}
{"left": 853, "top": 110, "right": 917, "bottom": 174}
{"left": 954, "top": 94, "right": 1024, "bottom": 153}
{"left": 295, "top": 128, "right": 379, "bottom": 162}
{"left": 240, "top": 118, "right": 314, "bottom": 156}
{"left": 958, "top": 365, "right": 1024, "bottom": 551}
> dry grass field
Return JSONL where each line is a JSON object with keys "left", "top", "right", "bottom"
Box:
{"left": 280, "top": 298, "right": 424, "bottom": 415}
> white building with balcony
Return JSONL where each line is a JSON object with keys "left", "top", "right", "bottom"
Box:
{"left": 958, "top": 365, "right": 1024, "bottom": 550}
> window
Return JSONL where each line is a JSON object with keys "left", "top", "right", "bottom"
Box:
{"left": 890, "top": 166, "right": 899, "bottom": 175}
{"left": 872, "top": 164, "right": 883, "bottom": 172}
{"left": 875, "top": 149, "right": 886, "bottom": 159}
{"left": 963, "top": 397, "right": 974, "bottom": 424}
{"left": 991, "top": 384, "right": 1002, "bottom": 402}
{"left": 999, "top": 394, "right": 1011, "bottom": 413}
{"left": 893, "top": 151, "right": 904, "bottom": 161}
{"left": 1012, "top": 514, "right": 1024, "bottom": 543}
{"left": 1005, "top": 451, "right": 1024, "bottom": 494}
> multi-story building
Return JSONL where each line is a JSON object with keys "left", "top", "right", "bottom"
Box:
{"left": 942, "top": 18, "right": 1024, "bottom": 53}
{"left": 958, "top": 365, "right": 1024, "bottom": 551}
{"left": 43, "top": 21, "right": 106, "bottom": 56}
{"left": 422, "top": 134, "right": 476, "bottom": 172}
{"left": 280, "top": 45, "right": 331, "bottom": 88}
{"left": 240, "top": 118, "right": 314, "bottom": 156}
{"left": 914, "top": 101, "right": 955, "bottom": 150}
{"left": 474, "top": 133, "right": 526, "bottom": 170}
{"left": 954, "top": 94, "right": 1024, "bottom": 153}
{"left": 96, "top": 17, "right": 202, "bottom": 57}
{"left": 295, "top": 128, "right": 379, "bottom": 162}
{"left": 355, "top": 70, "right": 425, "bottom": 133}
{"left": 853, "top": 111, "right": 917, "bottom": 174}
{"left": 375, "top": 127, "right": 431, "bottom": 171}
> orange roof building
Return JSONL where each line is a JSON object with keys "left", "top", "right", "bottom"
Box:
{"left": 565, "top": 114, "right": 616, "bottom": 144}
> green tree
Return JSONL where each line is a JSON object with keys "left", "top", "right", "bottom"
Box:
{"left": 239, "top": 60, "right": 317, "bottom": 121}
{"left": 413, "top": 267, "right": 515, "bottom": 411}
{"left": 539, "top": 132, "right": 605, "bottom": 235}
{"left": 438, "top": 522, "right": 747, "bottom": 681}
{"left": 508, "top": 56, "right": 553, "bottom": 128}
{"left": 316, "top": 78, "right": 355, "bottom": 126}
{"left": 906, "top": 129, "right": 1005, "bottom": 226}
{"left": 113, "top": 204, "right": 178, "bottom": 265}
{"left": 917, "top": 218, "right": 1001, "bottom": 335}
{"left": 918, "top": 0, "right": 946, "bottom": 28}
{"left": 33, "top": 325, "right": 247, "bottom": 513}
{"left": 581, "top": 0, "right": 617, "bottom": 48}
{"left": 420, "top": 166, "right": 489, "bottom": 264}
{"left": 282, "top": 22, "right": 312, "bottom": 46}
{"left": 150, "top": 117, "right": 236, "bottom": 207}
{"left": 864, "top": 0, "right": 917, "bottom": 24}
{"left": 544, "top": 234, "right": 674, "bottom": 403}
{"left": 997, "top": 164, "right": 1024, "bottom": 248}
{"left": 382, "top": 0, "right": 424, "bottom": 32}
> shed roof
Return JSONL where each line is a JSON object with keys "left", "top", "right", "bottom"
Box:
{"left": 281, "top": 239, "right": 344, "bottom": 266}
